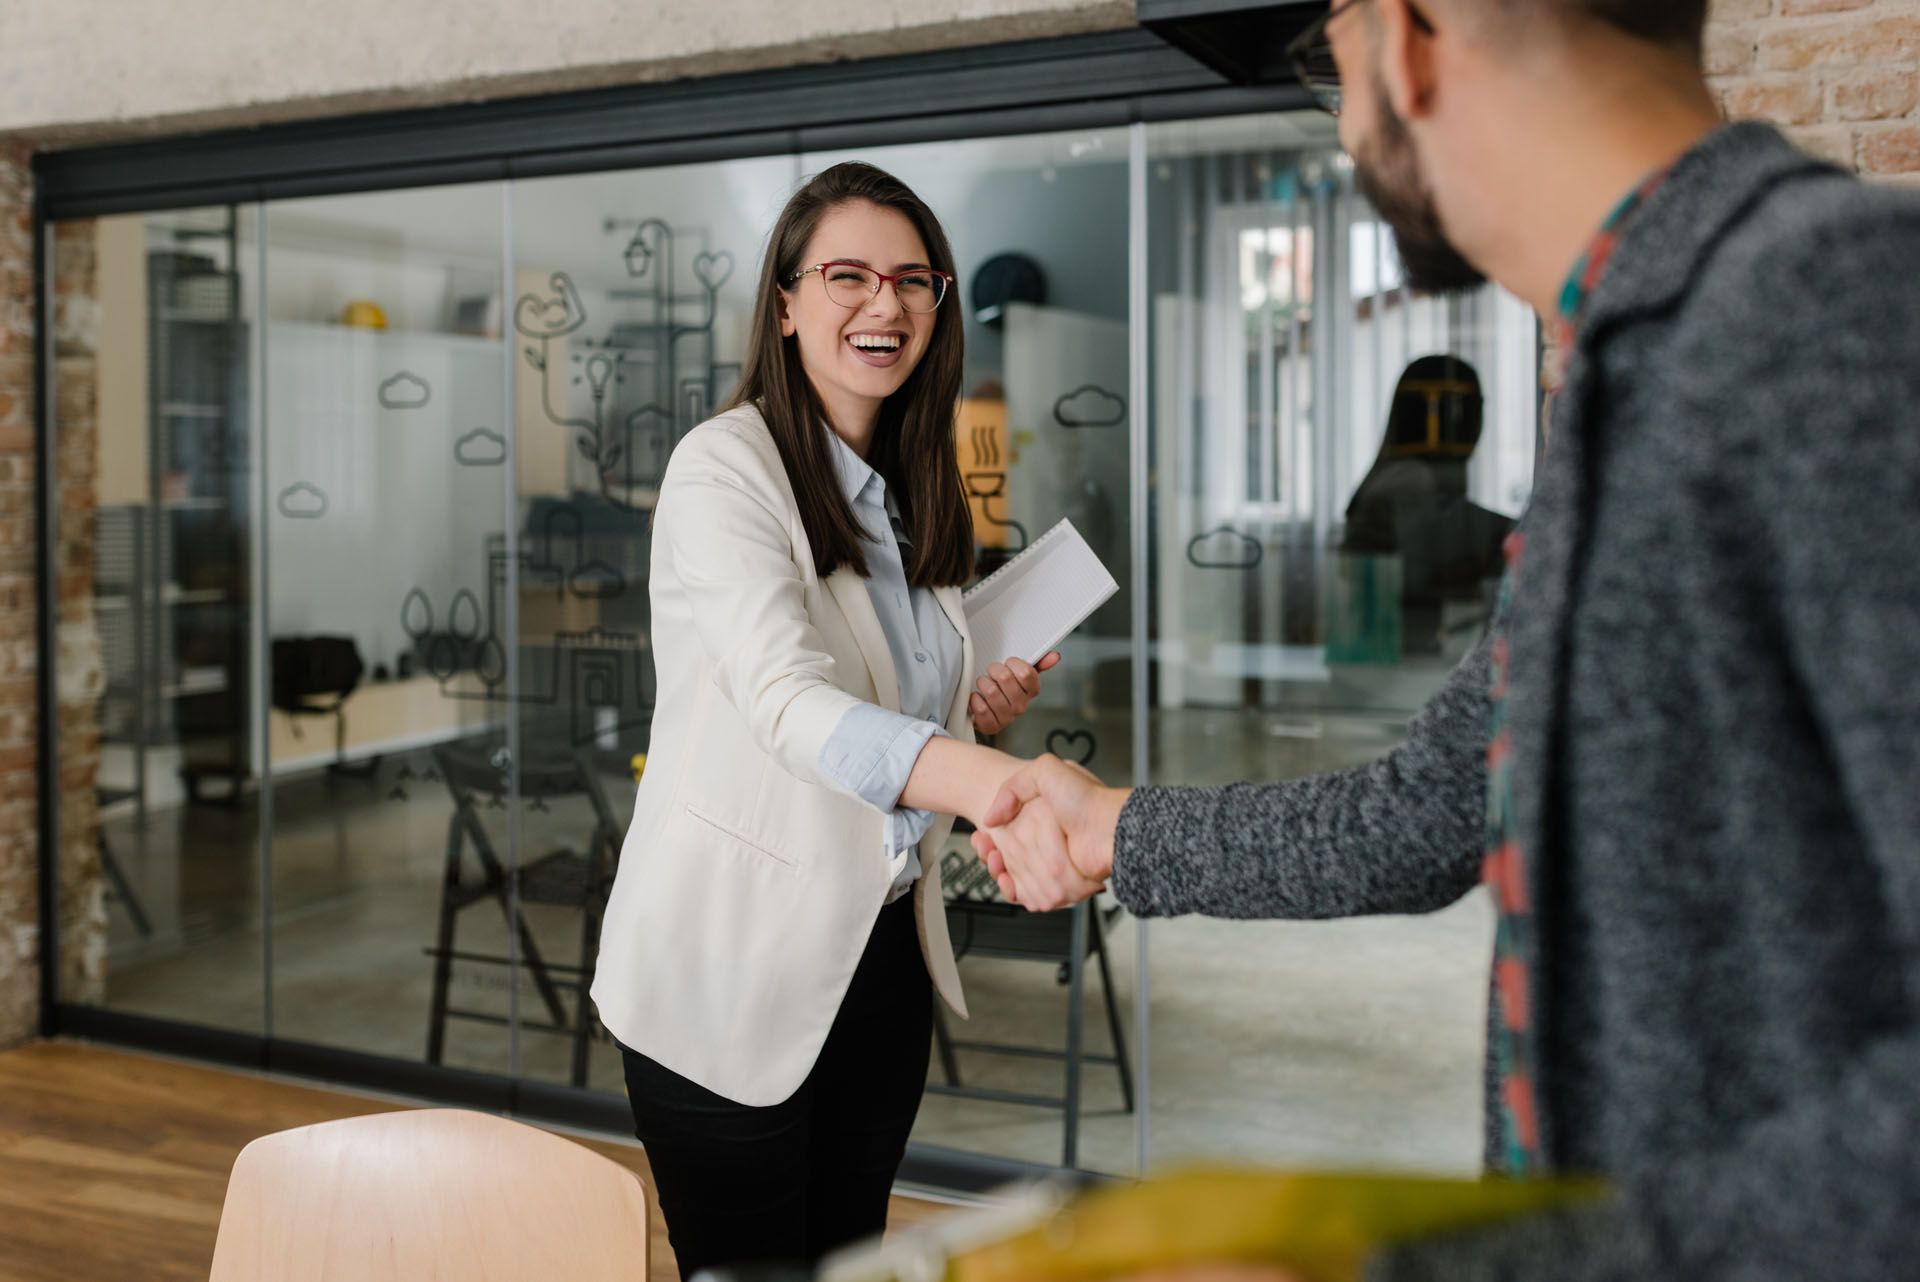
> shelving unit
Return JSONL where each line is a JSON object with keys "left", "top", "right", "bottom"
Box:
{"left": 95, "top": 209, "right": 254, "bottom": 810}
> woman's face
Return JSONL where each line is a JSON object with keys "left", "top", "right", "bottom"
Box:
{"left": 779, "top": 199, "right": 939, "bottom": 431}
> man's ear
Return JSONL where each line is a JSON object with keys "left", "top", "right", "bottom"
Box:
{"left": 1375, "top": 0, "right": 1442, "bottom": 122}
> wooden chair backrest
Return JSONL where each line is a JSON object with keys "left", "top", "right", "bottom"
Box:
{"left": 207, "top": 1108, "right": 650, "bottom": 1282}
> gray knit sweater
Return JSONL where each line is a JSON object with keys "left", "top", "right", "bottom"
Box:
{"left": 1110, "top": 124, "right": 1920, "bottom": 1281}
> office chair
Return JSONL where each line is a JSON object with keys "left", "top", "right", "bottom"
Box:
{"left": 931, "top": 845, "right": 1133, "bottom": 1170}
{"left": 424, "top": 741, "right": 624, "bottom": 1088}
{"left": 270, "top": 634, "right": 376, "bottom": 779}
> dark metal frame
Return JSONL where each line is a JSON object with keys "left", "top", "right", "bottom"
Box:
{"left": 29, "top": 22, "right": 1312, "bottom": 1184}
{"left": 34, "top": 30, "right": 1309, "bottom": 219}
{"left": 1138, "top": 0, "right": 1327, "bottom": 86}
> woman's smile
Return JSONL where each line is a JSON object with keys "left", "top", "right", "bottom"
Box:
{"left": 845, "top": 329, "right": 907, "bottom": 366}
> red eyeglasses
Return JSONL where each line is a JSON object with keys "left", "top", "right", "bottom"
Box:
{"left": 788, "top": 262, "right": 953, "bottom": 314}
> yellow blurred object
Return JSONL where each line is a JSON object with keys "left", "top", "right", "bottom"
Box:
{"left": 629, "top": 753, "right": 647, "bottom": 783}
{"left": 955, "top": 399, "right": 1010, "bottom": 549}
{"left": 947, "top": 1167, "right": 1610, "bottom": 1282}
{"left": 340, "top": 300, "right": 388, "bottom": 330}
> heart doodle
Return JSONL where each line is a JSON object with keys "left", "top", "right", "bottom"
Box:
{"left": 692, "top": 250, "right": 734, "bottom": 294}
{"left": 1044, "top": 728, "right": 1097, "bottom": 766}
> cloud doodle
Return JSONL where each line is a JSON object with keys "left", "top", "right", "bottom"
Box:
{"left": 1052, "top": 384, "right": 1127, "bottom": 429}
{"left": 277, "top": 482, "right": 329, "bottom": 519}
{"left": 379, "top": 371, "right": 431, "bottom": 410}
{"left": 454, "top": 428, "right": 507, "bottom": 467}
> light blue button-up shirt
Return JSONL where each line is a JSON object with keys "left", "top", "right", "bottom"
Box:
{"left": 815, "top": 432, "right": 965, "bottom": 903}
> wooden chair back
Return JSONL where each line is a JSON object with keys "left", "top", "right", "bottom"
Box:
{"left": 207, "top": 1108, "right": 649, "bottom": 1281}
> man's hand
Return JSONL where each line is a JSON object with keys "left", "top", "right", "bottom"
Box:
{"left": 970, "top": 652, "right": 1060, "bottom": 736}
{"left": 972, "top": 753, "right": 1130, "bottom": 911}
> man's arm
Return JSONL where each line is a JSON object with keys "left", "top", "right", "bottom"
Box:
{"left": 978, "top": 625, "right": 1496, "bottom": 919}
{"left": 1110, "top": 628, "right": 1494, "bottom": 921}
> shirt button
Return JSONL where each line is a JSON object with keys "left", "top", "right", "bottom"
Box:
{"left": 914, "top": 652, "right": 928, "bottom": 663}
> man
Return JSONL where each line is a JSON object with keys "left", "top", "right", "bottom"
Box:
{"left": 975, "top": 0, "right": 1920, "bottom": 1277}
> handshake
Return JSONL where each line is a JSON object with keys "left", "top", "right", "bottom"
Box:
{"left": 969, "top": 754, "right": 1134, "bottom": 913}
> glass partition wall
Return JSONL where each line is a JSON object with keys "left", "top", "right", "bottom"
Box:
{"left": 1141, "top": 115, "right": 1533, "bottom": 1174}
{"left": 49, "top": 111, "right": 1536, "bottom": 1178}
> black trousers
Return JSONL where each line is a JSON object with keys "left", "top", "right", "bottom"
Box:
{"left": 620, "top": 894, "right": 933, "bottom": 1278}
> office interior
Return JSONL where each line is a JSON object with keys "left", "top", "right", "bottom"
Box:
{"left": 51, "top": 104, "right": 1539, "bottom": 1183}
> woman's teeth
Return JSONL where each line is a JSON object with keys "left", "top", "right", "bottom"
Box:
{"left": 849, "top": 334, "right": 901, "bottom": 350}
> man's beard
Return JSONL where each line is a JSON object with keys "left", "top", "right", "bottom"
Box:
{"left": 1351, "top": 71, "right": 1487, "bottom": 294}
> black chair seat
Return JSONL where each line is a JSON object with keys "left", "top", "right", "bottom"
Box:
{"left": 516, "top": 848, "right": 603, "bottom": 906}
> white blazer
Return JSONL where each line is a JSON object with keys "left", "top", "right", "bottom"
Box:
{"left": 591, "top": 405, "right": 971, "bottom": 1106}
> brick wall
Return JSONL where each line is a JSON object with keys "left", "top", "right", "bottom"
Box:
{"left": 1708, "top": 0, "right": 1920, "bottom": 183}
{"left": 0, "top": 158, "right": 107, "bottom": 1051}
{"left": 51, "top": 221, "right": 105, "bottom": 1010}
{"left": 0, "top": 145, "right": 39, "bottom": 1046}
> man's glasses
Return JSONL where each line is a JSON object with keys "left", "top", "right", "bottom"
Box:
{"left": 788, "top": 262, "right": 952, "bottom": 314}
{"left": 1286, "top": 0, "right": 1433, "bottom": 117}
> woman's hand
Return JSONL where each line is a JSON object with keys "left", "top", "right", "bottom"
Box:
{"left": 969, "top": 652, "right": 1061, "bottom": 735}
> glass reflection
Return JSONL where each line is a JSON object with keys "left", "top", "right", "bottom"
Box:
{"left": 75, "top": 206, "right": 264, "bottom": 1033}
{"left": 1143, "top": 113, "right": 1536, "bottom": 1173}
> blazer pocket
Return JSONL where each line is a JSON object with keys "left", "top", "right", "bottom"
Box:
{"left": 682, "top": 800, "right": 797, "bottom": 872}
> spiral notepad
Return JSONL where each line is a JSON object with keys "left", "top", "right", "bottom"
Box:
{"left": 962, "top": 519, "right": 1118, "bottom": 684}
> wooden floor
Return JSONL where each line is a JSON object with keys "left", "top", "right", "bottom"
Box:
{"left": 0, "top": 1040, "right": 946, "bottom": 1282}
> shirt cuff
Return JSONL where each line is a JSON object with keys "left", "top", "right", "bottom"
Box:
{"left": 817, "top": 702, "right": 950, "bottom": 815}
{"left": 891, "top": 806, "right": 937, "bottom": 853}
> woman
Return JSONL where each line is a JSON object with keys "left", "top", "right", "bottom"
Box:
{"left": 1340, "top": 355, "right": 1513, "bottom": 654}
{"left": 591, "top": 163, "right": 1055, "bottom": 1274}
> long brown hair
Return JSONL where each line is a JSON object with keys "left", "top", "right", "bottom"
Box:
{"left": 724, "top": 162, "right": 974, "bottom": 585}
